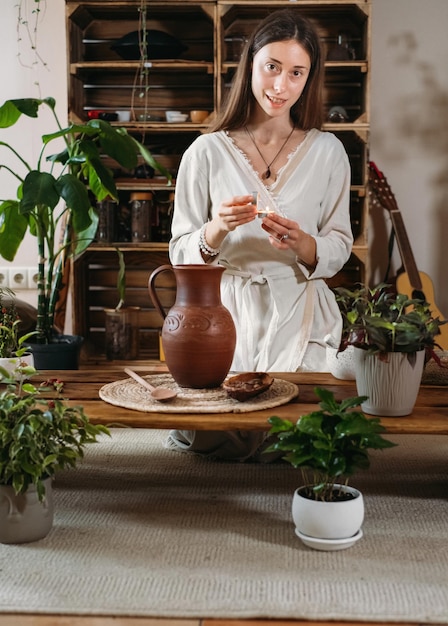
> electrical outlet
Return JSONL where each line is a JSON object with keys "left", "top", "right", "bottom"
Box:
{"left": 27, "top": 268, "right": 39, "bottom": 288}
{"left": 8, "top": 267, "right": 28, "bottom": 289}
{"left": 0, "top": 268, "right": 8, "bottom": 287}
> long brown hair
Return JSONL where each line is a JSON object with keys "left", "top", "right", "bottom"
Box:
{"left": 210, "top": 9, "right": 324, "bottom": 132}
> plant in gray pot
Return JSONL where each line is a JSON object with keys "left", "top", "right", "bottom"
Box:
{"left": 0, "top": 97, "right": 171, "bottom": 369}
{"left": 334, "top": 283, "right": 445, "bottom": 416}
{"left": 266, "top": 386, "right": 396, "bottom": 551}
{"left": 0, "top": 364, "right": 109, "bottom": 543}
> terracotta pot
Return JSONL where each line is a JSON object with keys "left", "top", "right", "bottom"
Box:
{"left": 148, "top": 264, "right": 236, "bottom": 388}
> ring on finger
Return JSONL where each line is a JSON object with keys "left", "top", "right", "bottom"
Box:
{"left": 280, "top": 230, "right": 290, "bottom": 242}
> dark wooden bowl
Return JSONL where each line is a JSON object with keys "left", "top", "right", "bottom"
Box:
{"left": 222, "top": 372, "right": 274, "bottom": 402}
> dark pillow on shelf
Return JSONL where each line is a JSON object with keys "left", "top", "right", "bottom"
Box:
{"left": 111, "top": 30, "right": 188, "bottom": 61}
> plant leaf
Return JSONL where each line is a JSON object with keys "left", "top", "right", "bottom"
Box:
{"left": 0, "top": 200, "right": 29, "bottom": 261}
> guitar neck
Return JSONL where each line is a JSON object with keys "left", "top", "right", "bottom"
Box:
{"left": 389, "top": 210, "right": 422, "bottom": 291}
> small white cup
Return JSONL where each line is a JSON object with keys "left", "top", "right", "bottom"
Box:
{"left": 116, "top": 110, "right": 131, "bottom": 122}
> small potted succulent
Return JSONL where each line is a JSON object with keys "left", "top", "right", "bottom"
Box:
{"left": 333, "top": 283, "right": 445, "bottom": 415}
{"left": 265, "top": 386, "right": 396, "bottom": 550}
{"left": 0, "top": 364, "right": 110, "bottom": 543}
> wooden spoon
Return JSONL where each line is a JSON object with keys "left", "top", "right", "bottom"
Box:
{"left": 124, "top": 368, "right": 177, "bottom": 402}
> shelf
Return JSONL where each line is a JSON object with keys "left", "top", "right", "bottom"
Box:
{"left": 87, "top": 242, "right": 169, "bottom": 251}
{"left": 67, "top": 0, "right": 371, "bottom": 361}
{"left": 70, "top": 59, "right": 215, "bottom": 75}
{"left": 115, "top": 178, "right": 174, "bottom": 190}
{"left": 223, "top": 60, "right": 368, "bottom": 71}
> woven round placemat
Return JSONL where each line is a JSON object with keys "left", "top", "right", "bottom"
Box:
{"left": 99, "top": 374, "right": 299, "bottom": 414}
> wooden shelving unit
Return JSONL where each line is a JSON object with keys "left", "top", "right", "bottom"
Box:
{"left": 66, "top": 0, "right": 371, "bottom": 362}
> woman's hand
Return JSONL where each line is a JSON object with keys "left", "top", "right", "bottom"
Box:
{"left": 204, "top": 195, "right": 257, "bottom": 249}
{"left": 216, "top": 194, "right": 258, "bottom": 232}
{"left": 261, "top": 213, "right": 317, "bottom": 269}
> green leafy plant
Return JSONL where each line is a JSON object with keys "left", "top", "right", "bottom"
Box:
{"left": 0, "top": 97, "right": 171, "bottom": 344}
{"left": 265, "top": 387, "right": 396, "bottom": 501}
{"left": 0, "top": 288, "right": 36, "bottom": 358}
{"left": 0, "top": 365, "right": 109, "bottom": 501}
{"left": 334, "top": 283, "right": 445, "bottom": 359}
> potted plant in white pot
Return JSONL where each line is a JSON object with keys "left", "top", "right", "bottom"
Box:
{"left": 0, "top": 288, "right": 36, "bottom": 379}
{"left": 334, "top": 283, "right": 445, "bottom": 416}
{"left": 0, "top": 364, "right": 110, "bottom": 543}
{"left": 0, "top": 97, "right": 171, "bottom": 368}
{"left": 265, "top": 386, "right": 396, "bottom": 551}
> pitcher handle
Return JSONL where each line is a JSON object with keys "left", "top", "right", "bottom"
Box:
{"left": 148, "top": 264, "right": 174, "bottom": 320}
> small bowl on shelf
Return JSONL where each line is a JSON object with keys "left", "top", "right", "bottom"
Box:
{"left": 190, "top": 110, "right": 210, "bottom": 124}
{"left": 223, "top": 372, "right": 274, "bottom": 402}
{"left": 165, "top": 110, "right": 188, "bottom": 123}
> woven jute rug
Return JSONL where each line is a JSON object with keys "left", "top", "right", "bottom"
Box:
{"left": 0, "top": 429, "right": 447, "bottom": 623}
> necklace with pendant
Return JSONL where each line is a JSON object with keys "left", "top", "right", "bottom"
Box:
{"left": 245, "top": 126, "right": 295, "bottom": 180}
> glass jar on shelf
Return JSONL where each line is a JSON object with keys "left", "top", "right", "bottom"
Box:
{"left": 96, "top": 197, "right": 118, "bottom": 243}
{"left": 154, "top": 191, "right": 175, "bottom": 242}
{"left": 130, "top": 192, "right": 153, "bottom": 243}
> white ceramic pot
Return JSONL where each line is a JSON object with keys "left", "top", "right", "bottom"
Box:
{"left": 326, "top": 345, "right": 356, "bottom": 380}
{"left": 354, "top": 348, "right": 425, "bottom": 416}
{"left": 0, "top": 353, "right": 34, "bottom": 380}
{"left": 292, "top": 484, "right": 364, "bottom": 540}
{"left": 0, "top": 478, "right": 54, "bottom": 544}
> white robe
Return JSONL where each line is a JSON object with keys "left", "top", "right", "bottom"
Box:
{"left": 169, "top": 128, "right": 353, "bottom": 373}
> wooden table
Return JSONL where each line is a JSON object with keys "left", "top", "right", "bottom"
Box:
{"left": 4, "top": 368, "right": 441, "bottom": 626}
{"left": 35, "top": 363, "right": 448, "bottom": 435}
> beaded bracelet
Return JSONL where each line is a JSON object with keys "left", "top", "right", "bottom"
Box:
{"left": 199, "top": 223, "right": 221, "bottom": 257}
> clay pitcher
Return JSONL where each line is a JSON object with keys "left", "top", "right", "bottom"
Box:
{"left": 148, "top": 264, "right": 236, "bottom": 388}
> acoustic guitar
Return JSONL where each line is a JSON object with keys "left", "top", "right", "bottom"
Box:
{"left": 368, "top": 160, "right": 448, "bottom": 350}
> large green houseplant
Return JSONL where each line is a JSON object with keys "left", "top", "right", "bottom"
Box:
{"left": 266, "top": 386, "right": 396, "bottom": 549}
{"left": 0, "top": 97, "right": 170, "bottom": 357}
{"left": 333, "top": 283, "right": 445, "bottom": 415}
{"left": 0, "top": 364, "right": 109, "bottom": 543}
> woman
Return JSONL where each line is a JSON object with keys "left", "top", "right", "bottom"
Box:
{"left": 166, "top": 9, "right": 353, "bottom": 460}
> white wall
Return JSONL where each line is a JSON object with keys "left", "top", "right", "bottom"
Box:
{"left": 0, "top": 0, "right": 67, "bottom": 306}
{"left": 1, "top": 1, "right": 447, "bottom": 318}
{"left": 370, "top": 0, "right": 448, "bottom": 317}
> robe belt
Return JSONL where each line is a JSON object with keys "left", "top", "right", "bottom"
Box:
{"left": 220, "top": 264, "right": 310, "bottom": 371}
